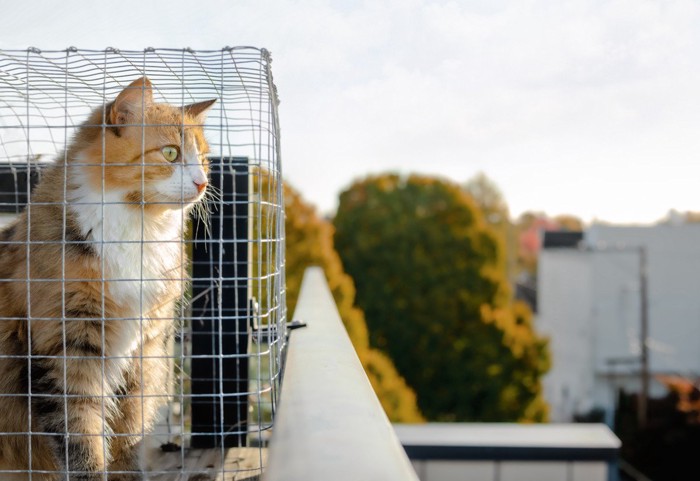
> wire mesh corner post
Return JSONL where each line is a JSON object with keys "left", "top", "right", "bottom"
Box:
{"left": 0, "top": 47, "right": 287, "bottom": 478}
{"left": 191, "top": 157, "right": 250, "bottom": 448}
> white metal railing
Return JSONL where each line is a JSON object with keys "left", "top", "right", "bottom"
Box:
{"left": 263, "top": 267, "right": 419, "bottom": 481}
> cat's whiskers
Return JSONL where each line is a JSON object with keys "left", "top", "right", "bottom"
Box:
{"left": 204, "top": 183, "right": 222, "bottom": 201}
{"left": 193, "top": 196, "right": 212, "bottom": 240}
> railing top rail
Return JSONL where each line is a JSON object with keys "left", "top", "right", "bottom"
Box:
{"left": 264, "top": 266, "right": 419, "bottom": 481}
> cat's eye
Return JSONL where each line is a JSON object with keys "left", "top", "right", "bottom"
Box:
{"left": 161, "top": 146, "right": 179, "bottom": 162}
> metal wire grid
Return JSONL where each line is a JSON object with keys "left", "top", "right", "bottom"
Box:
{"left": 0, "top": 47, "right": 286, "bottom": 479}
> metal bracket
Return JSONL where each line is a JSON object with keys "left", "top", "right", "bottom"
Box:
{"left": 287, "top": 319, "right": 307, "bottom": 330}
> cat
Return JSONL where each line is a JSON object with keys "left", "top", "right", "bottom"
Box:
{"left": 0, "top": 77, "right": 215, "bottom": 480}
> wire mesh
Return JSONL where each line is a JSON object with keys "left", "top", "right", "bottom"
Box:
{"left": 0, "top": 47, "right": 286, "bottom": 480}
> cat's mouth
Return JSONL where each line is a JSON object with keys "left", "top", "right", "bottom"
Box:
{"left": 126, "top": 189, "right": 207, "bottom": 208}
{"left": 164, "top": 191, "right": 206, "bottom": 207}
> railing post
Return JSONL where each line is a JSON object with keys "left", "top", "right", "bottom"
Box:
{"left": 190, "top": 157, "right": 250, "bottom": 448}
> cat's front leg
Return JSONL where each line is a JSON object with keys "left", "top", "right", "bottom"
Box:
{"left": 108, "top": 334, "right": 170, "bottom": 481}
{"left": 30, "top": 351, "right": 115, "bottom": 480}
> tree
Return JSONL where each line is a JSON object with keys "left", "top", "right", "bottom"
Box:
{"left": 283, "top": 182, "right": 424, "bottom": 422}
{"left": 515, "top": 212, "right": 584, "bottom": 277}
{"left": 464, "top": 172, "right": 510, "bottom": 230}
{"left": 464, "top": 172, "right": 515, "bottom": 281}
{"left": 553, "top": 214, "right": 583, "bottom": 232}
{"left": 333, "top": 173, "right": 550, "bottom": 421}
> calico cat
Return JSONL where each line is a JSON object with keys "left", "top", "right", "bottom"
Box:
{"left": 0, "top": 77, "right": 215, "bottom": 480}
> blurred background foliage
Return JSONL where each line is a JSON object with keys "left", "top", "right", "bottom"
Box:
{"left": 283, "top": 182, "right": 424, "bottom": 423}
{"left": 278, "top": 170, "right": 558, "bottom": 423}
{"left": 332, "top": 173, "right": 550, "bottom": 422}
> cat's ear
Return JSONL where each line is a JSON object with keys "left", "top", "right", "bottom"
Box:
{"left": 109, "top": 77, "right": 154, "bottom": 128}
{"left": 184, "top": 99, "right": 217, "bottom": 123}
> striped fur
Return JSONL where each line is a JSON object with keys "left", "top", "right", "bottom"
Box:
{"left": 0, "top": 78, "right": 215, "bottom": 480}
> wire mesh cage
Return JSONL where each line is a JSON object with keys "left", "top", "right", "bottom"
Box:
{"left": 0, "top": 47, "right": 286, "bottom": 480}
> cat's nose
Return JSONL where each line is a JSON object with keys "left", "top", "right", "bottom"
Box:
{"left": 193, "top": 179, "right": 208, "bottom": 193}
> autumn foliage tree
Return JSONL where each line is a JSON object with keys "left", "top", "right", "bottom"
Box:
{"left": 283, "top": 183, "right": 423, "bottom": 422}
{"left": 333, "top": 174, "right": 550, "bottom": 421}
{"left": 515, "top": 212, "right": 584, "bottom": 277}
{"left": 464, "top": 172, "right": 516, "bottom": 281}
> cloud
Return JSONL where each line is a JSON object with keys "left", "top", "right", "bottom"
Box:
{"left": 2, "top": 0, "right": 700, "bottom": 222}
{"left": 282, "top": 0, "right": 700, "bottom": 222}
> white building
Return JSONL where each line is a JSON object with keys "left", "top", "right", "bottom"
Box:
{"left": 537, "top": 223, "right": 700, "bottom": 423}
{"left": 396, "top": 423, "right": 620, "bottom": 481}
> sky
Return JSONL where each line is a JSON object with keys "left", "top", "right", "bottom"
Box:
{"left": 1, "top": 0, "right": 699, "bottom": 224}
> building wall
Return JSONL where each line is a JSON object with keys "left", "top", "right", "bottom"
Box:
{"left": 538, "top": 224, "right": 700, "bottom": 422}
{"left": 589, "top": 225, "right": 700, "bottom": 374}
{"left": 410, "top": 460, "right": 609, "bottom": 481}
{"left": 538, "top": 250, "right": 594, "bottom": 422}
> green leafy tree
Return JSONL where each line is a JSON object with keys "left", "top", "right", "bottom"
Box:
{"left": 333, "top": 173, "right": 550, "bottom": 421}
{"left": 283, "top": 182, "right": 424, "bottom": 422}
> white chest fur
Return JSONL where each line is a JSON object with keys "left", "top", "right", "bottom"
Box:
{"left": 98, "top": 204, "right": 181, "bottom": 308}
{"left": 68, "top": 172, "right": 186, "bottom": 361}
{"left": 70, "top": 180, "right": 185, "bottom": 386}
{"left": 72, "top": 190, "right": 184, "bottom": 309}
